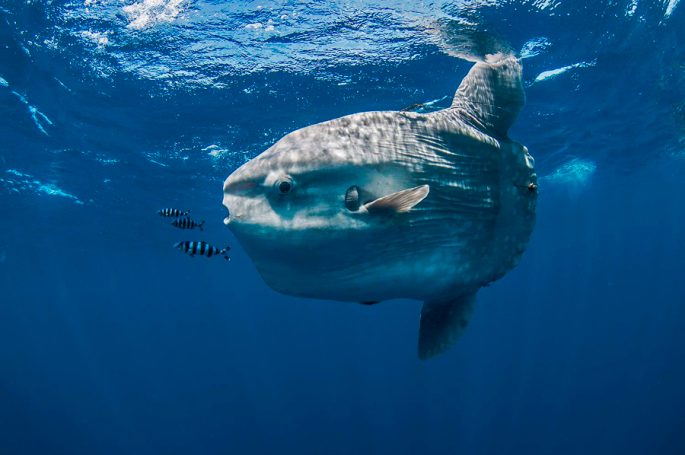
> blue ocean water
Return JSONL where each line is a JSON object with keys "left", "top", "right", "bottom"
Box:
{"left": 1, "top": 1, "right": 685, "bottom": 453}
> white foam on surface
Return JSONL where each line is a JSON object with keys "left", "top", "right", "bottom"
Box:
{"left": 144, "top": 155, "right": 169, "bottom": 167}
{"left": 533, "top": 59, "right": 596, "bottom": 83}
{"left": 1, "top": 169, "right": 84, "bottom": 204}
{"left": 53, "top": 77, "right": 71, "bottom": 91}
{"left": 520, "top": 37, "right": 551, "bottom": 59}
{"left": 245, "top": 21, "right": 276, "bottom": 32}
{"left": 532, "top": 0, "right": 561, "bottom": 10}
{"left": 123, "top": 0, "right": 186, "bottom": 30}
{"left": 10, "top": 91, "right": 53, "bottom": 135}
{"left": 0, "top": 75, "right": 7, "bottom": 87}
{"left": 81, "top": 30, "right": 109, "bottom": 47}
{"left": 6, "top": 169, "right": 29, "bottom": 178}
{"left": 203, "top": 144, "right": 229, "bottom": 159}
{"left": 39, "top": 183, "right": 83, "bottom": 202}
{"left": 626, "top": 0, "right": 638, "bottom": 16}
{"left": 665, "top": 0, "right": 680, "bottom": 17}
{"left": 96, "top": 157, "right": 120, "bottom": 165}
{"left": 541, "top": 158, "right": 597, "bottom": 189}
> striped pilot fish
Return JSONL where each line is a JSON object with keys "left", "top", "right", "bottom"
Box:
{"left": 174, "top": 241, "right": 230, "bottom": 261}
{"left": 158, "top": 208, "right": 190, "bottom": 217}
{"left": 171, "top": 217, "right": 205, "bottom": 230}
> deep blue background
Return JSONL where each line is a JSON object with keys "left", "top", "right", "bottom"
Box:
{"left": 1, "top": 1, "right": 684, "bottom": 454}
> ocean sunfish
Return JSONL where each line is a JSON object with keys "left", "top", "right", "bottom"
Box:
{"left": 222, "top": 54, "right": 537, "bottom": 359}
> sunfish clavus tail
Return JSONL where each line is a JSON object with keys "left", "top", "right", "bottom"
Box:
{"left": 222, "top": 54, "right": 537, "bottom": 359}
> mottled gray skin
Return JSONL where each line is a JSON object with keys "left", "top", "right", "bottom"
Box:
{"left": 223, "top": 55, "right": 537, "bottom": 358}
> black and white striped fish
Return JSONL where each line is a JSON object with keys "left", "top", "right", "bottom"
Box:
{"left": 171, "top": 217, "right": 205, "bottom": 230}
{"left": 158, "top": 208, "right": 189, "bottom": 217}
{"left": 174, "top": 241, "right": 230, "bottom": 261}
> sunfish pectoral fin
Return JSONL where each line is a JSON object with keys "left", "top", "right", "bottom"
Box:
{"left": 362, "top": 185, "right": 429, "bottom": 214}
{"left": 418, "top": 292, "right": 476, "bottom": 360}
{"left": 451, "top": 54, "right": 524, "bottom": 138}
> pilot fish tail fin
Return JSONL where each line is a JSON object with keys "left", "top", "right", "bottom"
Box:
{"left": 418, "top": 292, "right": 476, "bottom": 360}
{"left": 451, "top": 54, "right": 524, "bottom": 138}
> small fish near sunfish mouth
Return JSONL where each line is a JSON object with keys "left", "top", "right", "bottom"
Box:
{"left": 222, "top": 54, "right": 537, "bottom": 360}
{"left": 171, "top": 217, "right": 205, "bottom": 230}
{"left": 158, "top": 208, "right": 190, "bottom": 217}
{"left": 174, "top": 241, "right": 230, "bottom": 261}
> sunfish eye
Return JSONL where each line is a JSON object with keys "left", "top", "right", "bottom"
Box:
{"left": 279, "top": 181, "right": 291, "bottom": 193}
{"left": 345, "top": 185, "right": 361, "bottom": 211}
{"left": 275, "top": 176, "right": 294, "bottom": 194}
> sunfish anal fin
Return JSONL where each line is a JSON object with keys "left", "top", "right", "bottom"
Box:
{"left": 418, "top": 292, "right": 476, "bottom": 360}
{"left": 363, "top": 185, "right": 429, "bottom": 214}
{"left": 451, "top": 54, "right": 524, "bottom": 138}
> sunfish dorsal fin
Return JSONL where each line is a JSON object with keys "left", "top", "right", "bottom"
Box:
{"left": 451, "top": 54, "right": 524, "bottom": 138}
{"left": 363, "top": 185, "right": 429, "bottom": 214}
{"left": 418, "top": 292, "right": 476, "bottom": 360}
